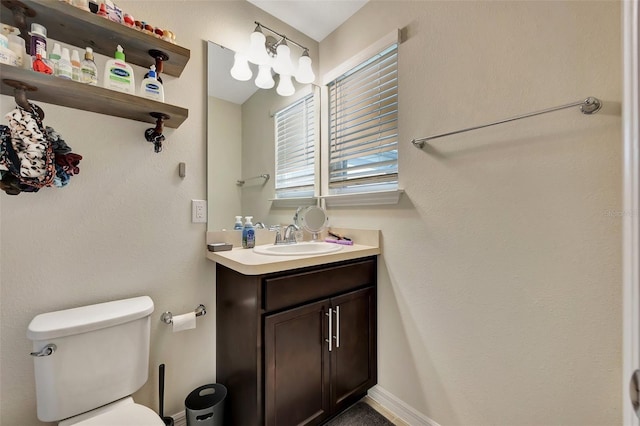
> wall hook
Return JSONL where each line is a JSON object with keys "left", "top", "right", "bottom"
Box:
{"left": 3, "top": 79, "right": 44, "bottom": 120}
{"left": 145, "top": 112, "right": 169, "bottom": 153}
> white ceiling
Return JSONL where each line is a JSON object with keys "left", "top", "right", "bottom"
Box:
{"left": 247, "top": 0, "right": 368, "bottom": 42}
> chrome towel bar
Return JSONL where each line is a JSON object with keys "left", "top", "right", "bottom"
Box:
{"left": 236, "top": 174, "right": 270, "bottom": 186}
{"left": 411, "top": 96, "right": 602, "bottom": 149}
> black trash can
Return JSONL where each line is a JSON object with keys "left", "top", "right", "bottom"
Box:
{"left": 185, "top": 383, "right": 227, "bottom": 426}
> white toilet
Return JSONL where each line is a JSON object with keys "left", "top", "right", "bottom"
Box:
{"left": 27, "top": 296, "right": 165, "bottom": 425}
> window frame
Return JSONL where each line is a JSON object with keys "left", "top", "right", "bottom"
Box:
{"left": 320, "top": 30, "right": 403, "bottom": 206}
{"left": 272, "top": 86, "right": 320, "bottom": 202}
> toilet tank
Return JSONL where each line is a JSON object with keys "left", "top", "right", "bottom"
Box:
{"left": 27, "top": 296, "right": 154, "bottom": 422}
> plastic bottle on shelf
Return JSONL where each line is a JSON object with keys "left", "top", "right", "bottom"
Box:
{"left": 7, "top": 32, "right": 25, "bottom": 68}
{"left": 49, "top": 42, "right": 61, "bottom": 75}
{"left": 242, "top": 216, "right": 255, "bottom": 249}
{"left": 80, "top": 47, "right": 98, "bottom": 85}
{"left": 57, "top": 47, "right": 73, "bottom": 79}
{"left": 103, "top": 44, "right": 135, "bottom": 94}
{"left": 96, "top": 2, "right": 108, "bottom": 18}
{"left": 29, "top": 23, "right": 47, "bottom": 60}
{"left": 139, "top": 64, "right": 164, "bottom": 102}
{"left": 32, "top": 53, "right": 53, "bottom": 74}
{"left": 0, "top": 34, "right": 18, "bottom": 66}
{"left": 71, "top": 49, "right": 81, "bottom": 81}
{"left": 88, "top": 0, "right": 99, "bottom": 13}
{"left": 71, "top": 0, "right": 90, "bottom": 12}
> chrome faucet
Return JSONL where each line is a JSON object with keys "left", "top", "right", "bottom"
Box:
{"left": 275, "top": 224, "right": 299, "bottom": 245}
{"left": 254, "top": 222, "right": 266, "bottom": 229}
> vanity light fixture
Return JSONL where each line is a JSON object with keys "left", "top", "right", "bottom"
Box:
{"left": 230, "top": 21, "right": 315, "bottom": 96}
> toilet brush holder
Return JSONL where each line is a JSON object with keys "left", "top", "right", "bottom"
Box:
{"left": 159, "top": 364, "right": 174, "bottom": 426}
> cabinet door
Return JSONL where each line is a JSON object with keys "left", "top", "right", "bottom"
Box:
{"left": 265, "top": 299, "right": 331, "bottom": 426}
{"left": 330, "top": 287, "right": 377, "bottom": 413}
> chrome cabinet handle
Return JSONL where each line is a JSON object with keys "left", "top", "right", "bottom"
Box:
{"left": 30, "top": 344, "right": 56, "bottom": 357}
{"left": 325, "top": 308, "right": 333, "bottom": 352}
{"left": 631, "top": 369, "right": 640, "bottom": 418}
{"left": 333, "top": 306, "right": 340, "bottom": 348}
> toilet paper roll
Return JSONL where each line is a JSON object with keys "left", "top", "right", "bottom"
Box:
{"left": 172, "top": 312, "right": 196, "bottom": 332}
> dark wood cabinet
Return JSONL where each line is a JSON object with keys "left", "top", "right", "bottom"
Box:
{"left": 216, "top": 257, "right": 377, "bottom": 426}
{"left": 330, "top": 287, "right": 376, "bottom": 414}
{"left": 264, "top": 299, "right": 331, "bottom": 426}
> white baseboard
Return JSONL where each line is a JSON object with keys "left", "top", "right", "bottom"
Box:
{"left": 169, "top": 410, "right": 186, "bottom": 426}
{"left": 367, "top": 385, "right": 441, "bottom": 426}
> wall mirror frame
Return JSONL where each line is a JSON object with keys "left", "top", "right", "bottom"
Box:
{"left": 207, "top": 40, "right": 320, "bottom": 232}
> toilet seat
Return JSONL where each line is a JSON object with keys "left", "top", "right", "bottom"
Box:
{"left": 59, "top": 397, "right": 165, "bottom": 426}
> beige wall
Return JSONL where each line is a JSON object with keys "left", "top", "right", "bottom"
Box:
{"left": 240, "top": 86, "right": 280, "bottom": 224}
{"left": 0, "top": 1, "right": 622, "bottom": 426}
{"left": 319, "top": 1, "right": 622, "bottom": 425}
{"left": 208, "top": 96, "right": 242, "bottom": 229}
{"left": 0, "top": 1, "right": 315, "bottom": 425}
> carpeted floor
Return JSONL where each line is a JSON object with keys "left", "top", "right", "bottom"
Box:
{"left": 324, "top": 402, "right": 394, "bottom": 426}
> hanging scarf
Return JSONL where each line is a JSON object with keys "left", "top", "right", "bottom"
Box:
{"left": 3, "top": 104, "right": 55, "bottom": 187}
{"left": 0, "top": 104, "right": 82, "bottom": 195}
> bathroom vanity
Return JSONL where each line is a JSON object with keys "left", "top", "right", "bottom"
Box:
{"left": 213, "top": 237, "right": 379, "bottom": 426}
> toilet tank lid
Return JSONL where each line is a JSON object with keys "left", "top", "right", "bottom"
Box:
{"left": 27, "top": 296, "right": 154, "bottom": 341}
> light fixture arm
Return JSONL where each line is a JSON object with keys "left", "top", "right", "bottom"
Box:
{"left": 254, "top": 21, "right": 309, "bottom": 53}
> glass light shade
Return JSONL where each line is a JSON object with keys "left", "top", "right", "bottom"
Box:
{"left": 248, "top": 30, "right": 270, "bottom": 65}
{"left": 295, "top": 55, "right": 315, "bottom": 84}
{"left": 255, "top": 64, "right": 275, "bottom": 89}
{"left": 273, "top": 43, "right": 294, "bottom": 75}
{"left": 276, "top": 74, "right": 295, "bottom": 96}
{"left": 230, "top": 53, "right": 252, "bottom": 81}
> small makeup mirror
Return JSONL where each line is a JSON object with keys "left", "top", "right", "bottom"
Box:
{"left": 295, "top": 206, "right": 329, "bottom": 241}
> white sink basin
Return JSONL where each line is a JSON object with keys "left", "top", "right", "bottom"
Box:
{"left": 253, "top": 242, "right": 344, "bottom": 256}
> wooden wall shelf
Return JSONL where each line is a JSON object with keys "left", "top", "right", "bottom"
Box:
{"left": 1, "top": 64, "right": 188, "bottom": 129}
{"left": 1, "top": 0, "right": 190, "bottom": 77}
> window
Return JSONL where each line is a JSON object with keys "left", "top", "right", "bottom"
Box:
{"left": 274, "top": 93, "right": 316, "bottom": 198}
{"left": 327, "top": 43, "right": 398, "bottom": 194}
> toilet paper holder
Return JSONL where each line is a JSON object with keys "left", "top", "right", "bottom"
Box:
{"left": 161, "top": 304, "right": 206, "bottom": 325}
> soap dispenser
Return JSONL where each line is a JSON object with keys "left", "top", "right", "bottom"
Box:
{"left": 57, "top": 47, "right": 73, "bottom": 80}
{"left": 242, "top": 216, "right": 255, "bottom": 249}
{"left": 139, "top": 64, "right": 164, "bottom": 102}
{"left": 233, "top": 216, "right": 243, "bottom": 230}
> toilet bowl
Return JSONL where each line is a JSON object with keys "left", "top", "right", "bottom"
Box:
{"left": 58, "top": 397, "right": 163, "bottom": 426}
{"left": 27, "top": 296, "right": 164, "bottom": 425}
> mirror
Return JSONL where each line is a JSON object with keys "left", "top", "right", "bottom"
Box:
{"left": 207, "top": 41, "right": 319, "bottom": 231}
{"left": 295, "top": 206, "right": 329, "bottom": 241}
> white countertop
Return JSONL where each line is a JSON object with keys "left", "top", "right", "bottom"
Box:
{"left": 206, "top": 228, "right": 381, "bottom": 275}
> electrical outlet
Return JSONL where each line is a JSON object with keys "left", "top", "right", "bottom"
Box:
{"left": 191, "top": 200, "right": 207, "bottom": 223}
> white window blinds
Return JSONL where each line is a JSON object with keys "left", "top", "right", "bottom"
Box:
{"left": 275, "top": 93, "right": 316, "bottom": 198}
{"left": 327, "top": 43, "right": 398, "bottom": 194}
